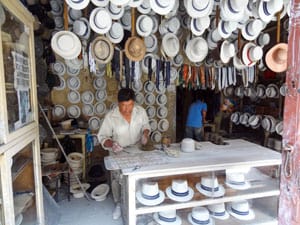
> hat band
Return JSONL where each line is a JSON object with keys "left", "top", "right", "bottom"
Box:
{"left": 209, "top": 210, "right": 226, "bottom": 217}
{"left": 191, "top": 217, "right": 209, "bottom": 225}
{"left": 171, "top": 189, "right": 189, "bottom": 197}
{"left": 247, "top": 49, "right": 254, "bottom": 65}
{"left": 228, "top": 0, "right": 239, "bottom": 13}
{"left": 221, "top": 22, "right": 229, "bottom": 34}
{"left": 155, "top": 0, "right": 168, "bottom": 8}
{"left": 231, "top": 207, "right": 249, "bottom": 216}
{"left": 142, "top": 192, "right": 160, "bottom": 200}
{"left": 263, "top": 2, "right": 271, "bottom": 16}
{"left": 200, "top": 184, "right": 219, "bottom": 192}
{"left": 245, "top": 23, "right": 254, "bottom": 37}
{"left": 192, "top": 0, "right": 209, "bottom": 12}
{"left": 228, "top": 180, "right": 246, "bottom": 185}
{"left": 158, "top": 214, "right": 176, "bottom": 222}
{"left": 94, "top": 16, "right": 107, "bottom": 29}
{"left": 72, "top": 0, "right": 85, "bottom": 3}
{"left": 193, "top": 20, "right": 202, "bottom": 32}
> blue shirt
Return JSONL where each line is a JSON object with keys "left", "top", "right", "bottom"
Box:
{"left": 186, "top": 100, "right": 207, "bottom": 128}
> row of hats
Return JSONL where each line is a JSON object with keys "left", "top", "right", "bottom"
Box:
{"left": 137, "top": 173, "right": 251, "bottom": 206}
{"left": 152, "top": 199, "right": 255, "bottom": 225}
{"left": 231, "top": 112, "right": 283, "bottom": 135}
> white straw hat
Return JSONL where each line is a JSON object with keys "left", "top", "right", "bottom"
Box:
{"left": 153, "top": 209, "right": 182, "bottom": 225}
{"left": 151, "top": 130, "right": 162, "bottom": 142}
{"left": 256, "top": 84, "right": 266, "bottom": 98}
{"left": 144, "top": 80, "right": 156, "bottom": 93}
{"left": 91, "top": 0, "right": 109, "bottom": 7}
{"left": 135, "top": 92, "right": 145, "bottom": 105}
{"left": 157, "top": 106, "right": 168, "bottom": 119}
{"left": 54, "top": 77, "right": 66, "bottom": 91}
{"left": 91, "top": 36, "right": 114, "bottom": 64}
{"left": 220, "top": 40, "right": 235, "bottom": 64}
{"left": 149, "top": 119, "right": 158, "bottom": 131}
{"left": 82, "top": 104, "right": 94, "bottom": 117}
{"left": 136, "top": 14, "right": 154, "bottom": 37}
{"left": 220, "top": 0, "right": 247, "bottom": 21}
{"left": 207, "top": 203, "right": 230, "bottom": 220}
{"left": 94, "top": 102, "right": 106, "bottom": 115}
{"left": 230, "top": 112, "right": 240, "bottom": 125}
{"left": 137, "top": 0, "right": 151, "bottom": 14}
{"left": 68, "top": 8, "right": 82, "bottom": 25}
{"left": 166, "top": 179, "right": 194, "bottom": 202}
{"left": 150, "top": 0, "right": 176, "bottom": 15}
{"left": 96, "top": 89, "right": 107, "bottom": 101}
{"left": 66, "top": 0, "right": 89, "bottom": 10}
{"left": 265, "top": 84, "right": 279, "bottom": 98}
{"left": 128, "top": 0, "right": 143, "bottom": 7}
{"left": 225, "top": 172, "right": 251, "bottom": 190}
{"left": 156, "top": 93, "right": 167, "bottom": 105}
{"left": 110, "top": 0, "right": 130, "bottom": 6}
{"left": 257, "top": 32, "right": 270, "bottom": 47}
{"left": 132, "top": 80, "right": 143, "bottom": 92}
{"left": 136, "top": 182, "right": 165, "bottom": 206}
{"left": 186, "top": 0, "right": 214, "bottom": 18}
{"left": 172, "top": 54, "right": 183, "bottom": 67}
{"left": 218, "top": 20, "right": 237, "bottom": 39}
{"left": 158, "top": 119, "right": 169, "bottom": 132}
{"left": 67, "top": 105, "right": 81, "bottom": 118}
{"left": 52, "top": 61, "right": 66, "bottom": 76}
{"left": 144, "top": 34, "right": 158, "bottom": 53}
{"left": 107, "top": 2, "right": 125, "bottom": 20}
{"left": 258, "top": 0, "right": 283, "bottom": 23}
{"left": 81, "top": 90, "right": 95, "bottom": 104}
{"left": 196, "top": 176, "right": 225, "bottom": 197}
{"left": 188, "top": 207, "right": 214, "bottom": 225}
{"left": 89, "top": 8, "right": 112, "bottom": 34}
{"left": 280, "top": 83, "right": 287, "bottom": 96}
{"left": 242, "top": 42, "right": 263, "bottom": 67}
{"left": 241, "top": 19, "right": 264, "bottom": 41}
{"left": 106, "top": 22, "right": 124, "bottom": 44}
{"left": 88, "top": 116, "right": 102, "bottom": 131}
{"left": 191, "top": 16, "right": 210, "bottom": 36}
{"left": 145, "top": 93, "right": 156, "bottom": 105}
{"left": 68, "top": 90, "right": 81, "bottom": 104}
{"left": 65, "top": 58, "right": 83, "bottom": 70}
{"left": 93, "top": 77, "right": 107, "bottom": 90}
{"left": 67, "top": 76, "right": 81, "bottom": 90}
{"left": 275, "top": 120, "right": 283, "bottom": 136}
{"left": 120, "top": 9, "right": 131, "bottom": 31}
{"left": 185, "top": 37, "right": 208, "bottom": 63}
{"left": 66, "top": 66, "right": 80, "bottom": 76}
{"left": 162, "top": 33, "right": 180, "bottom": 58}
{"left": 146, "top": 105, "right": 156, "bottom": 118}
{"left": 52, "top": 104, "right": 66, "bottom": 118}
{"left": 227, "top": 200, "right": 255, "bottom": 220}
{"left": 73, "top": 17, "right": 91, "bottom": 40}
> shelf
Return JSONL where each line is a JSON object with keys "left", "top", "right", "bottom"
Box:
{"left": 12, "top": 156, "right": 32, "bottom": 181}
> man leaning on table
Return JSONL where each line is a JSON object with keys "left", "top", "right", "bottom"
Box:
{"left": 97, "top": 88, "right": 151, "bottom": 220}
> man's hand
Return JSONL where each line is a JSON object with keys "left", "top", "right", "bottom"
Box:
{"left": 112, "top": 142, "right": 123, "bottom": 153}
{"left": 141, "top": 129, "right": 150, "bottom": 145}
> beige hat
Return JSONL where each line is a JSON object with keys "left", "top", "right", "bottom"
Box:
{"left": 91, "top": 36, "right": 114, "bottom": 64}
{"left": 265, "top": 43, "right": 288, "bottom": 73}
{"left": 125, "top": 37, "right": 146, "bottom": 62}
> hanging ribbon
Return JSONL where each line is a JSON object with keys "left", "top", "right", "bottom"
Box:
{"left": 148, "top": 57, "right": 152, "bottom": 81}
{"left": 156, "top": 59, "right": 161, "bottom": 91}
{"left": 124, "top": 56, "right": 130, "bottom": 88}
{"left": 165, "top": 61, "right": 171, "bottom": 88}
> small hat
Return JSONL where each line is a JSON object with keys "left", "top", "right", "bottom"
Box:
{"left": 248, "top": 115, "right": 262, "bottom": 127}
{"left": 135, "top": 92, "right": 145, "bottom": 105}
{"left": 91, "top": 183, "right": 110, "bottom": 201}
{"left": 82, "top": 104, "right": 94, "bottom": 117}
{"left": 94, "top": 102, "right": 106, "bottom": 115}
{"left": 89, "top": 116, "right": 102, "bottom": 131}
{"left": 91, "top": 36, "right": 114, "bottom": 64}
{"left": 220, "top": 0, "right": 247, "bottom": 21}
{"left": 242, "top": 42, "right": 263, "bottom": 67}
{"left": 136, "top": 182, "right": 165, "bottom": 206}
{"left": 144, "top": 34, "right": 158, "bottom": 53}
{"left": 157, "top": 106, "right": 168, "bottom": 119}
{"left": 185, "top": 37, "right": 208, "bottom": 63}
{"left": 146, "top": 105, "right": 156, "bottom": 118}
{"left": 207, "top": 203, "right": 230, "bottom": 220}
{"left": 191, "top": 16, "right": 210, "bottom": 36}
{"left": 136, "top": 15, "right": 154, "bottom": 37}
{"left": 93, "top": 77, "right": 107, "bottom": 90}
{"left": 66, "top": 66, "right": 80, "bottom": 76}
{"left": 275, "top": 121, "right": 283, "bottom": 136}
{"left": 137, "top": 0, "right": 152, "bottom": 14}
{"left": 188, "top": 207, "right": 214, "bottom": 225}
{"left": 158, "top": 119, "right": 169, "bottom": 132}
{"left": 68, "top": 90, "right": 81, "bottom": 104}
{"left": 51, "top": 31, "right": 82, "bottom": 59}
{"left": 156, "top": 93, "right": 167, "bottom": 105}
{"left": 142, "top": 53, "right": 158, "bottom": 74}
{"left": 81, "top": 90, "right": 94, "bottom": 104}
{"left": 54, "top": 16, "right": 64, "bottom": 30}
{"left": 153, "top": 209, "right": 182, "bottom": 225}
{"left": 257, "top": 33, "right": 270, "bottom": 47}
{"left": 207, "top": 29, "right": 221, "bottom": 50}
{"left": 91, "top": 0, "right": 109, "bottom": 7}
{"left": 230, "top": 112, "right": 240, "bottom": 125}
{"left": 242, "top": 19, "right": 264, "bottom": 41}
{"left": 151, "top": 130, "right": 162, "bottom": 142}
{"left": 165, "top": 16, "right": 180, "bottom": 34}
{"left": 166, "top": 179, "right": 194, "bottom": 202}
{"left": 218, "top": 20, "right": 237, "bottom": 39}
{"left": 225, "top": 172, "right": 251, "bottom": 190}
{"left": 186, "top": 0, "right": 214, "bottom": 18}
{"left": 258, "top": 0, "right": 283, "bottom": 23}
{"left": 66, "top": 0, "right": 89, "bottom": 10}
{"left": 125, "top": 37, "right": 146, "bottom": 62}
{"left": 234, "top": 86, "right": 244, "bottom": 98}
{"left": 132, "top": 80, "right": 143, "bottom": 92}
{"left": 52, "top": 104, "right": 66, "bottom": 118}
{"left": 67, "top": 76, "right": 81, "bottom": 90}
{"left": 156, "top": 82, "right": 166, "bottom": 94}
{"left": 67, "top": 105, "right": 81, "bottom": 118}
{"left": 110, "top": 0, "right": 130, "bottom": 6}
{"left": 256, "top": 84, "right": 266, "bottom": 98}
{"left": 220, "top": 40, "right": 235, "bottom": 64}
{"left": 227, "top": 200, "right": 255, "bottom": 220}
{"left": 54, "top": 77, "right": 66, "bottom": 91}
{"left": 144, "top": 80, "right": 156, "bottom": 93}
{"left": 52, "top": 61, "right": 66, "bottom": 76}
{"left": 172, "top": 54, "right": 183, "bottom": 67}
{"left": 149, "top": 119, "right": 158, "bottom": 131}
{"left": 0, "top": 4, "right": 5, "bottom": 26}
{"left": 68, "top": 8, "right": 82, "bottom": 25}
{"left": 196, "top": 176, "right": 225, "bottom": 198}
{"left": 223, "top": 86, "right": 234, "bottom": 97}
{"left": 150, "top": 0, "right": 176, "bottom": 15}
{"left": 120, "top": 9, "right": 131, "bottom": 31}
{"left": 280, "top": 83, "right": 287, "bottom": 96}
{"left": 73, "top": 17, "right": 91, "bottom": 40}
{"left": 239, "top": 112, "right": 250, "bottom": 126}
{"left": 265, "top": 43, "right": 288, "bottom": 73}
{"left": 107, "top": 2, "right": 124, "bottom": 20}
{"left": 233, "top": 54, "right": 246, "bottom": 70}
{"left": 89, "top": 8, "right": 112, "bottom": 34}
{"left": 96, "top": 89, "right": 107, "bottom": 101}
{"left": 261, "top": 115, "right": 277, "bottom": 133}
{"left": 106, "top": 22, "right": 124, "bottom": 44}
{"left": 145, "top": 93, "right": 156, "bottom": 105}
{"left": 265, "top": 84, "right": 279, "bottom": 98}
{"left": 162, "top": 33, "right": 180, "bottom": 58}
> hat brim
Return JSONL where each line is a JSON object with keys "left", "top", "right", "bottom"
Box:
{"left": 196, "top": 183, "right": 225, "bottom": 198}
{"left": 150, "top": 0, "right": 175, "bottom": 15}
{"left": 187, "top": 213, "right": 214, "bottom": 225}
{"left": 165, "top": 186, "right": 194, "bottom": 202}
{"left": 153, "top": 212, "right": 182, "bottom": 225}
{"left": 225, "top": 180, "right": 251, "bottom": 190}
{"left": 227, "top": 204, "right": 255, "bottom": 220}
{"left": 136, "top": 190, "right": 165, "bottom": 206}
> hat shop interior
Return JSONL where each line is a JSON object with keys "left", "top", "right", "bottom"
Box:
{"left": 0, "top": 0, "right": 296, "bottom": 225}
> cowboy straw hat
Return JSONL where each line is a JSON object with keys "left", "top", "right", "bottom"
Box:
{"left": 185, "top": 37, "right": 208, "bottom": 63}
{"left": 166, "top": 179, "right": 194, "bottom": 202}
{"left": 220, "top": 40, "right": 235, "bottom": 64}
{"left": 65, "top": 0, "right": 89, "bottom": 10}
{"left": 136, "top": 15, "right": 154, "bottom": 37}
{"left": 136, "top": 182, "right": 165, "bottom": 206}
{"left": 125, "top": 36, "right": 146, "bottom": 62}
{"left": 161, "top": 33, "right": 180, "bottom": 58}
{"left": 186, "top": 0, "right": 214, "bottom": 18}
{"left": 242, "top": 42, "right": 263, "bottom": 67}
{"left": 73, "top": 17, "right": 91, "bottom": 40}
{"left": 89, "top": 7, "right": 112, "bottom": 34}
{"left": 265, "top": 43, "right": 288, "bottom": 73}
{"left": 91, "top": 36, "right": 114, "bottom": 64}
{"left": 51, "top": 31, "right": 82, "bottom": 59}
{"left": 191, "top": 16, "right": 210, "bottom": 36}
{"left": 188, "top": 207, "right": 214, "bottom": 225}
{"left": 106, "top": 22, "right": 124, "bottom": 44}
{"left": 150, "top": 0, "right": 176, "bottom": 15}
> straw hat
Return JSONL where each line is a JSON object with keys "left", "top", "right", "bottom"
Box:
{"left": 52, "top": 104, "right": 66, "bottom": 118}
{"left": 172, "top": 54, "right": 183, "bottom": 67}
{"left": 242, "top": 42, "right": 263, "bottom": 67}
{"left": 54, "top": 77, "right": 66, "bottom": 91}
{"left": 106, "top": 22, "right": 124, "bottom": 44}
{"left": 125, "top": 37, "right": 146, "bottom": 62}
{"left": 93, "top": 77, "right": 107, "bottom": 90}
{"left": 153, "top": 209, "right": 181, "bottom": 225}
{"left": 156, "top": 93, "right": 167, "bottom": 105}
{"left": 107, "top": 2, "right": 124, "bottom": 20}
{"left": 207, "top": 203, "right": 230, "bottom": 220}
{"left": 81, "top": 90, "right": 94, "bottom": 104}
{"left": 276, "top": 121, "right": 283, "bottom": 136}
{"left": 218, "top": 20, "right": 237, "bottom": 39}
{"left": 91, "top": 0, "right": 109, "bottom": 7}
{"left": 158, "top": 119, "right": 169, "bottom": 132}
{"left": 67, "top": 105, "right": 81, "bottom": 118}
{"left": 161, "top": 33, "right": 180, "bottom": 58}
{"left": 280, "top": 83, "right": 288, "bottom": 96}
{"left": 166, "top": 179, "right": 194, "bottom": 202}
{"left": 220, "top": 40, "right": 235, "bottom": 64}
{"left": 67, "top": 76, "right": 81, "bottom": 90}
{"left": 157, "top": 106, "right": 168, "bottom": 119}
{"left": 186, "top": 0, "right": 214, "bottom": 18}
{"left": 230, "top": 112, "right": 240, "bottom": 125}
{"left": 135, "top": 92, "right": 145, "bottom": 105}
{"left": 67, "top": 90, "right": 81, "bottom": 104}
{"left": 265, "top": 43, "right": 288, "bottom": 73}
{"left": 110, "top": 0, "right": 130, "bottom": 6}
{"left": 82, "top": 104, "right": 94, "bottom": 116}
{"left": 144, "top": 34, "right": 158, "bottom": 53}
{"left": 73, "top": 17, "right": 91, "bottom": 40}
{"left": 120, "top": 9, "right": 131, "bottom": 31}
{"left": 241, "top": 19, "right": 264, "bottom": 41}
{"left": 94, "top": 102, "right": 106, "bottom": 115}
{"left": 196, "top": 176, "right": 225, "bottom": 197}
{"left": 136, "top": 15, "right": 154, "bottom": 37}
{"left": 66, "top": 0, "right": 89, "bottom": 10}
{"left": 146, "top": 105, "right": 156, "bottom": 118}
{"left": 257, "top": 33, "right": 270, "bottom": 47}
{"left": 91, "top": 36, "right": 114, "bottom": 64}
{"left": 95, "top": 89, "right": 107, "bottom": 101}
{"left": 233, "top": 55, "right": 246, "bottom": 70}
{"left": 144, "top": 80, "right": 156, "bottom": 93}
{"left": 136, "top": 182, "right": 165, "bottom": 206}
{"left": 68, "top": 8, "right": 82, "bottom": 25}
{"left": 65, "top": 57, "right": 83, "bottom": 70}
{"left": 181, "top": 138, "right": 195, "bottom": 153}
{"left": 137, "top": 0, "right": 152, "bottom": 14}
{"left": 51, "top": 31, "right": 81, "bottom": 59}
{"left": 188, "top": 207, "right": 214, "bottom": 225}
{"left": 185, "top": 37, "right": 208, "bottom": 63}
{"left": 145, "top": 93, "right": 156, "bottom": 105}
{"left": 258, "top": 0, "right": 283, "bottom": 23}
{"left": 220, "top": 0, "right": 247, "bottom": 21}
{"left": 191, "top": 16, "right": 210, "bottom": 36}
{"left": 150, "top": 0, "right": 176, "bottom": 15}
{"left": 265, "top": 84, "right": 279, "bottom": 98}
{"left": 91, "top": 184, "right": 110, "bottom": 201}
{"left": 132, "top": 80, "right": 143, "bottom": 92}
{"left": 89, "top": 8, "right": 112, "bottom": 34}
{"left": 52, "top": 61, "right": 66, "bottom": 76}
{"left": 88, "top": 116, "right": 102, "bottom": 131}
{"left": 151, "top": 130, "right": 162, "bottom": 142}
{"left": 225, "top": 172, "right": 251, "bottom": 190}
{"left": 128, "top": 0, "right": 143, "bottom": 7}
{"left": 256, "top": 84, "right": 266, "bottom": 98}
{"left": 149, "top": 119, "right": 158, "bottom": 131}
{"left": 227, "top": 200, "right": 255, "bottom": 220}
{"left": 142, "top": 53, "right": 158, "bottom": 74}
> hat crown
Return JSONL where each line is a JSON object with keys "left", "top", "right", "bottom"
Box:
{"left": 95, "top": 10, "right": 111, "bottom": 29}
{"left": 201, "top": 176, "right": 219, "bottom": 188}
{"left": 159, "top": 209, "right": 177, "bottom": 220}
{"left": 208, "top": 203, "right": 226, "bottom": 213}
{"left": 139, "top": 16, "right": 153, "bottom": 32}
{"left": 249, "top": 46, "right": 263, "bottom": 61}
{"left": 227, "top": 173, "right": 246, "bottom": 182}
{"left": 275, "top": 48, "right": 288, "bottom": 62}
{"left": 231, "top": 200, "right": 250, "bottom": 213}
{"left": 142, "top": 182, "right": 159, "bottom": 196}
{"left": 192, "top": 207, "right": 210, "bottom": 221}
{"left": 172, "top": 179, "right": 188, "bottom": 193}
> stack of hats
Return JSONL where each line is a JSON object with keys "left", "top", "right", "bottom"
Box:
{"left": 65, "top": 152, "right": 84, "bottom": 185}
{"left": 40, "top": 147, "right": 58, "bottom": 166}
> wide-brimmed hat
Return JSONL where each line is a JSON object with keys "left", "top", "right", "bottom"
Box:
{"left": 89, "top": 8, "right": 112, "bottom": 34}
{"left": 220, "top": 40, "right": 235, "bottom": 64}
{"left": 157, "top": 106, "right": 168, "bottom": 119}
{"left": 142, "top": 53, "right": 158, "bottom": 74}
{"left": 242, "top": 19, "right": 264, "bottom": 41}
{"left": 125, "top": 37, "right": 146, "bottom": 62}
{"left": 50, "top": 0, "right": 63, "bottom": 16}
{"left": 186, "top": 0, "right": 214, "bottom": 18}
{"left": 234, "top": 86, "right": 244, "bottom": 98}
{"left": 166, "top": 179, "right": 194, "bottom": 202}
{"left": 188, "top": 207, "right": 214, "bottom": 225}
{"left": 132, "top": 79, "right": 143, "bottom": 92}
{"left": 258, "top": 0, "right": 283, "bottom": 23}
{"left": 52, "top": 104, "right": 66, "bottom": 118}
{"left": 66, "top": 0, "right": 89, "bottom": 10}
{"left": 239, "top": 112, "right": 250, "bottom": 126}
{"left": 158, "top": 119, "right": 169, "bottom": 132}
{"left": 67, "top": 105, "right": 81, "bottom": 118}
{"left": 207, "top": 29, "right": 221, "bottom": 50}
{"left": 257, "top": 33, "right": 270, "bottom": 47}
{"left": 248, "top": 114, "right": 262, "bottom": 127}
{"left": 265, "top": 84, "right": 279, "bottom": 98}
{"left": 150, "top": 0, "right": 176, "bottom": 15}
{"left": 67, "top": 66, "right": 80, "bottom": 76}
{"left": 196, "top": 176, "right": 225, "bottom": 198}
{"left": 151, "top": 130, "right": 162, "bottom": 142}
{"left": 207, "top": 203, "right": 230, "bottom": 220}
{"left": 162, "top": 33, "right": 180, "bottom": 58}
{"left": 52, "top": 61, "right": 66, "bottom": 76}
{"left": 172, "top": 54, "right": 184, "bottom": 67}
{"left": 144, "top": 34, "right": 158, "bottom": 53}
{"left": 67, "top": 76, "right": 81, "bottom": 90}
{"left": 261, "top": 115, "right": 277, "bottom": 133}
{"left": 225, "top": 172, "right": 251, "bottom": 190}
{"left": 191, "top": 16, "right": 210, "bottom": 36}
{"left": 227, "top": 200, "right": 255, "bottom": 220}
{"left": 94, "top": 102, "right": 106, "bottom": 115}
{"left": 106, "top": 22, "right": 124, "bottom": 44}
{"left": 220, "top": 0, "right": 247, "bottom": 21}
{"left": 65, "top": 58, "right": 83, "bottom": 71}
{"left": 153, "top": 209, "right": 182, "bottom": 225}
{"left": 82, "top": 104, "right": 94, "bottom": 117}
{"left": 218, "top": 20, "right": 237, "bottom": 39}
{"left": 68, "top": 90, "right": 81, "bottom": 104}
{"left": 51, "top": 31, "right": 81, "bottom": 59}
{"left": 54, "top": 77, "right": 66, "bottom": 91}
{"left": 136, "top": 182, "right": 165, "bottom": 206}
{"left": 185, "top": 37, "right": 208, "bottom": 63}
{"left": 91, "top": 0, "right": 109, "bottom": 7}
{"left": 223, "top": 86, "right": 234, "bottom": 97}
{"left": 68, "top": 8, "right": 82, "bottom": 25}
{"left": 91, "top": 36, "right": 114, "bottom": 64}
{"left": 136, "top": 15, "right": 154, "bottom": 37}
{"left": 135, "top": 92, "right": 145, "bottom": 105}
{"left": 73, "top": 17, "right": 90, "bottom": 40}
{"left": 81, "top": 90, "right": 94, "bottom": 104}
{"left": 265, "top": 43, "right": 288, "bottom": 73}
{"left": 242, "top": 42, "right": 263, "bottom": 67}
{"left": 89, "top": 116, "right": 102, "bottom": 131}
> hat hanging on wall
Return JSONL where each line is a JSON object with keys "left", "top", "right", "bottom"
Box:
{"left": 94, "top": 102, "right": 107, "bottom": 116}
{"left": 137, "top": 0, "right": 152, "bottom": 14}
{"left": 186, "top": 0, "right": 214, "bottom": 18}
{"left": 265, "top": 43, "right": 288, "bottom": 73}
{"left": 217, "top": 20, "right": 237, "bottom": 39}
{"left": 128, "top": 0, "right": 144, "bottom": 7}
{"left": 242, "top": 42, "right": 263, "bottom": 67}
{"left": 141, "top": 53, "right": 158, "bottom": 74}
{"left": 241, "top": 19, "right": 264, "bottom": 41}
{"left": 149, "top": 0, "right": 176, "bottom": 15}
{"left": 68, "top": 8, "right": 82, "bottom": 25}
{"left": 136, "top": 14, "right": 154, "bottom": 37}
{"left": 52, "top": 61, "right": 66, "bottom": 76}
{"left": 67, "top": 105, "right": 81, "bottom": 118}
{"left": 89, "top": 7, "right": 112, "bottom": 34}
{"left": 110, "top": 0, "right": 130, "bottom": 6}
{"left": 106, "top": 22, "right": 124, "bottom": 44}
{"left": 91, "top": 36, "right": 114, "bottom": 64}
{"left": 91, "top": 0, "right": 109, "bottom": 7}
{"left": 125, "top": 36, "right": 146, "bottom": 62}
{"left": 66, "top": 0, "right": 90, "bottom": 10}
{"left": 144, "top": 34, "right": 158, "bottom": 53}
{"left": 191, "top": 16, "right": 210, "bottom": 36}
{"left": 185, "top": 37, "right": 208, "bottom": 63}
{"left": 120, "top": 9, "right": 131, "bottom": 31}
{"left": 73, "top": 17, "right": 91, "bottom": 40}
{"left": 107, "top": 2, "right": 125, "bottom": 20}
{"left": 258, "top": 0, "right": 283, "bottom": 23}
{"left": 161, "top": 33, "right": 180, "bottom": 58}
{"left": 220, "top": 40, "right": 235, "bottom": 64}
{"left": 220, "top": 0, "right": 247, "bottom": 22}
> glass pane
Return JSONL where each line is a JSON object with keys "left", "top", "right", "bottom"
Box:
{"left": 1, "top": 3, "right": 33, "bottom": 133}
{"left": 12, "top": 142, "right": 37, "bottom": 224}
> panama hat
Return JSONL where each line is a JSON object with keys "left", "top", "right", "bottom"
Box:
{"left": 107, "top": 2, "right": 124, "bottom": 20}
{"left": 242, "top": 19, "right": 264, "bottom": 41}
{"left": 150, "top": 0, "right": 176, "bottom": 15}
{"left": 137, "top": 0, "right": 152, "bottom": 14}
{"left": 91, "top": 183, "right": 110, "bottom": 201}
{"left": 218, "top": 20, "right": 237, "bottom": 39}
{"left": 68, "top": 8, "right": 82, "bottom": 25}
{"left": 142, "top": 53, "right": 158, "bottom": 74}
{"left": 225, "top": 172, "right": 251, "bottom": 190}
{"left": 52, "top": 104, "right": 66, "bottom": 118}
{"left": 185, "top": 37, "right": 208, "bottom": 63}
{"left": 136, "top": 182, "right": 165, "bottom": 206}
{"left": 242, "top": 42, "right": 263, "bottom": 67}
{"left": 51, "top": 31, "right": 81, "bottom": 59}
{"left": 265, "top": 43, "right": 288, "bottom": 73}
{"left": 91, "top": 36, "right": 114, "bottom": 64}
{"left": 207, "top": 203, "right": 230, "bottom": 220}
{"left": 248, "top": 114, "right": 262, "bottom": 127}
{"left": 186, "top": 0, "right": 214, "bottom": 18}
{"left": 258, "top": 0, "right": 283, "bottom": 23}
{"left": 106, "top": 22, "right": 124, "bottom": 44}
{"left": 144, "top": 34, "right": 158, "bottom": 53}
{"left": 135, "top": 92, "right": 145, "bottom": 105}
{"left": 94, "top": 102, "right": 106, "bottom": 115}
{"left": 220, "top": 40, "right": 235, "bottom": 64}
{"left": 149, "top": 119, "right": 158, "bottom": 131}
{"left": 146, "top": 105, "right": 156, "bottom": 118}
{"left": 151, "top": 130, "right": 162, "bottom": 142}
{"left": 227, "top": 200, "right": 255, "bottom": 220}
{"left": 54, "top": 16, "right": 64, "bottom": 30}
{"left": 125, "top": 37, "right": 146, "bottom": 62}
{"left": 156, "top": 93, "right": 167, "bottom": 105}
{"left": 265, "top": 84, "right": 279, "bottom": 98}
{"left": 275, "top": 120, "right": 283, "bottom": 136}
{"left": 196, "top": 176, "right": 225, "bottom": 198}
{"left": 162, "top": 33, "right": 180, "bottom": 58}
{"left": 158, "top": 119, "right": 169, "bottom": 132}
{"left": 66, "top": 0, "right": 89, "bottom": 10}
{"left": 172, "top": 54, "right": 183, "bottom": 67}
{"left": 220, "top": 0, "right": 247, "bottom": 21}
{"left": 54, "top": 77, "right": 66, "bottom": 91}
{"left": 157, "top": 106, "right": 168, "bottom": 119}
{"left": 239, "top": 112, "right": 250, "bottom": 126}
{"left": 67, "top": 105, "right": 81, "bottom": 118}
{"left": 166, "top": 179, "right": 194, "bottom": 202}
{"left": 128, "top": 0, "right": 143, "bottom": 7}
{"left": 153, "top": 209, "right": 181, "bottom": 225}
{"left": 207, "top": 29, "right": 221, "bottom": 50}
{"left": 145, "top": 93, "right": 156, "bottom": 105}
{"left": 65, "top": 57, "right": 83, "bottom": 70}
{"left": 68, "top": 90, "right": 81, "bottom": 104}
{"left": 93, "top": 77, "right": 106, "bottom": 90}
{"left": 188, "top": 207, "right": 214, "bottom": 225}
{"left": 256, "top": 84, "right": 266, "bottom": 98}
{"left": 96, "top": 89, "right": 107, "bottom": 101}
{"left": 73, "top": 17, "right": 91, "bottom": 40}
{"left": 191, "top": 16, "right": 210, "bottom": 36}
{"left": 257, "top": 33, "right": 270, "bottom": 47}
{"left": 262, "top": 115, "right": 277, "bottom": 132}
{"left": 81, "top": 90, "right": 94, "bottom": 104}
{"left": 91, "top": 0, "right": 109, "bottom": 7}
{"left": 67, "top": 76, "right": 81, "bottom": 90}
{"left": 89, "top": 8, "right": 112, "bottom": 34}
{"left": 89, "top": 116, "right": 102, "bottom": 131}
{"left": 144, "top": 80, "right": 156, "bottom": 93}
{"left": 136, "top": 15, "right": 154, "bottom": 37}
{"left": 280, "top": 83, "right": 288, "bottom": 96}
{"left": 110, "top": 0, "right": 130, "bottom": 6}
{"left": 52, "top": 61, "right": 66, "bottom": 76}
{"left": 230, "top": 112, "right": 240, "bottom": 125}
{"left": 82, "top": 104, "right": 94, "bottom": 117}
{"left": 120, "top": 9, "right": 131, "bottom": 31}
{"left": 132, "top": 79, "right": 143, "bottom": 92}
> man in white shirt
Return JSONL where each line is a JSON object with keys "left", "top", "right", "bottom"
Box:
{"left": 97, "top": 88, "right": 150, "bottom": 220}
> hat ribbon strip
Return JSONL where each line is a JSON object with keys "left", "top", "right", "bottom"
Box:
{"left": 192, "top": 0, "right": 209, "bottom": 12}
{"left": 200, "top": 184, "right": 219, "bottom": 192}
{"left": 263, "top": 2, "right": 271, "bottom": 16}
{"left": 228, "top": 180, "right": 246, "bottom": 185}
{"left": 231, "top": 207, "right": 249, "bottom": 215}
{"left": 247, "top": 50, "right": 254, "bottom": 66}
{"left": 142, "top": 193, "right": 160, "bottom": 200}
{"left": 171, "top": 189, "right": 189, "bottom": 197}
{"left": 158, "top": 215, "right": 176, "bottom": 222}
{"left": 191, "top": 217, "right": 210, "bottom": 225}
{"left": 228, "top": 0, "right": 239, "bottom": 13}
{"left": 209, "top": 210, "right": 226, "bottom": 217}
{"left": 155, "top": 0, "right": 169, "bottom": 9}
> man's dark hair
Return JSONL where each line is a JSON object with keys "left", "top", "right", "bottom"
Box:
{"left": 118, "top": 88, "right": 135, "bottom": 102}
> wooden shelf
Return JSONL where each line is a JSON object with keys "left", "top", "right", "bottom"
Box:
{"left": 12, "top": 156, "right": 32, "bottom": 181}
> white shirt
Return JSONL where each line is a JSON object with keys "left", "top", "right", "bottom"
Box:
{"left": 97, "top": 105, "right": 150, "bottom": 150}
